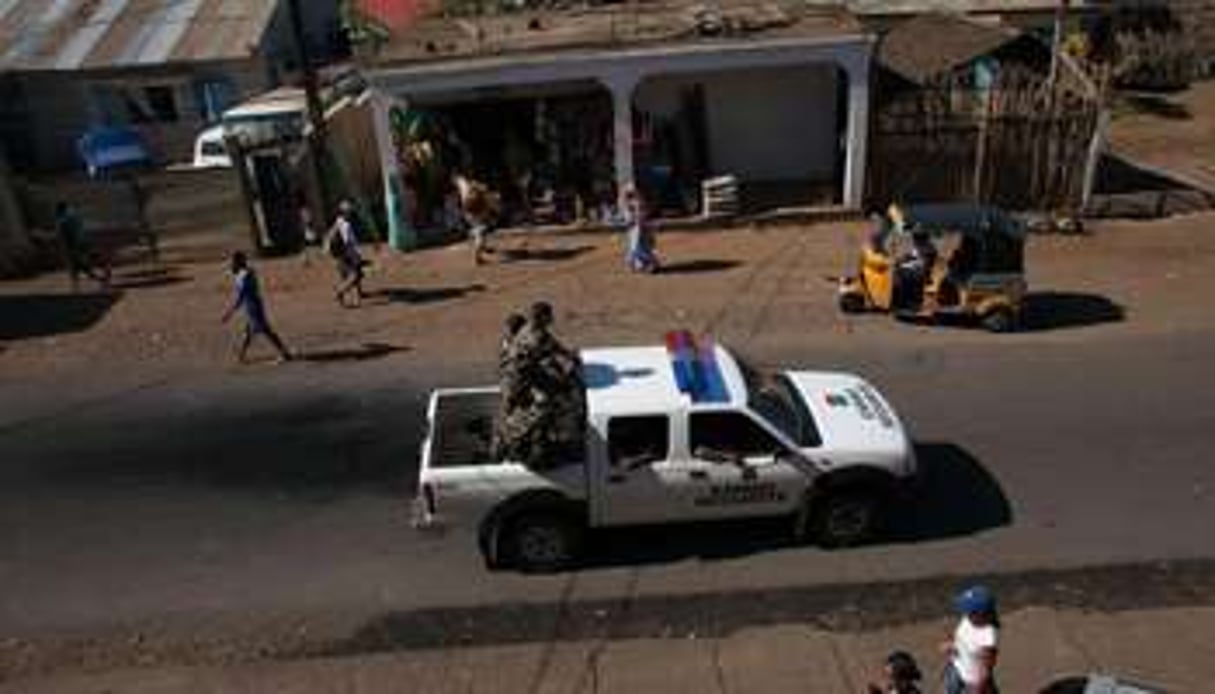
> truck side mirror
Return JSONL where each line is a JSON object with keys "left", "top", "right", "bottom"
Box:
{"left": 628, "top": 453, "right": 660, "bottom": 470}
{"left": 618, "top": 452, "right": 661, "bottom": 470}
{"left": 694, "top": 446, "right": 743, "bottom": 467}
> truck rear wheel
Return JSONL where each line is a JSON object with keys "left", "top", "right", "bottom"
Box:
{"left": 501, "top": 511, "right": 583, "bottom": 573}
{"left": 812, "top": 491, "right": 884, "bottom": 548}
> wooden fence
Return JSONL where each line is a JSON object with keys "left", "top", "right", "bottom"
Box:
{"left": 867, "top": 65, "right": 1102, "bottom": 213}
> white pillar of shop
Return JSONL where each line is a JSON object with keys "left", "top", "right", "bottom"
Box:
{"left": 840, "top": 50, "right": 871, "bottom": 210}
{"left": 602, "top": 72, "right": 641, "bottom": 198}
{"left": 370, "top": 89, "right": 414, "bottom": 250}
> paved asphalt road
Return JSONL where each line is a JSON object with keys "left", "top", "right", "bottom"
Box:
{"left": 2, "top": 322, "right": 1213, "bottom": 642}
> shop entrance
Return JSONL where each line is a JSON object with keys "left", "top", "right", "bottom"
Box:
{"left": 633, "top": 63, "right": 847, "bottom": 217}
{"left": 400, "top": 80, "right": 614, "bottom": 231}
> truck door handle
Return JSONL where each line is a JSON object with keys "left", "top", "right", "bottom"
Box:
{"left": 688, "top": 469, "right": 708, "bottom": 480}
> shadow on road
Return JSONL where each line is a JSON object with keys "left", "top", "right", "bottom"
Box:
{"left": 368, "top": 284, "right": 486, "bottom": 305}
{"left": 1122, "top": 93, "right": 1192, "bottom": 120}
{"left": 657, "top": 259, "right": 742, "bottom": 275}
{"left": 108, "top": 266, "right": 189, "bottom": 290}
{"left": 35, "top": 392, "right": 428, "bottom": 498}
{"left": 1020, "top": 291, "right": 1126, "bottom": 332}
{"left": 1088, "top": 153, "right": 1215, "bottom": 218}
{"left": 499, "top": 245, "right": 593, "bottom": 263}
{"left": 577, "top": 442, "right": 1009, "bottom": 569}
{"left": 885, "top": 442, "right": 1012, "bottom": 544}
{"left": 0, "top": 292, "right": 120, "bottom": 340}
{"left": 299, "top": 342, "right": 409, "bottom": 363}
{"left": 323, "top": 558, "right": 1215, "bottom": 657}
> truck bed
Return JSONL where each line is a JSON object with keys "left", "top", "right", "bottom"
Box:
{"left": 429, "top": 389, "right": 500, "bottom": 468}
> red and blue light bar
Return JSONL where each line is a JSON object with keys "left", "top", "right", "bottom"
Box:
{"left": 665, "top": 330, "right": 730, "bottom": 404}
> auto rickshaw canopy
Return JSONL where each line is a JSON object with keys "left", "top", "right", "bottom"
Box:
{"left": 884, "top": 203, "right": 1027, "bottom": 240}
{"left": 874, "top": 203, "right": 1026, "bottom": 275}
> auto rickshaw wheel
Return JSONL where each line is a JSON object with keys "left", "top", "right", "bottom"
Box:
{"left": 981, "top": 306, "right": 1017, "bottom": 333}
{"left": 838, "top": 291, "right": 866, "bottom": 314}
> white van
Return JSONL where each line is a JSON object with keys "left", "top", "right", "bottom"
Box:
{"left": 192, "top": 125, "right": 231, "bottom": 169}
{"left": 191, "top": 88, "right": 309, "bottom": 169}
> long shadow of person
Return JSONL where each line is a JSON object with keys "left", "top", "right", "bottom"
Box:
{"left": 298, "top": 342, "right": 410, "bottom": 363}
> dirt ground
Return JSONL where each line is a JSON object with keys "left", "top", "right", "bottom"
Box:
{"left": 4, "top": 82, "right": 1215, "bottom": 396}
{"left": 2, "top": 208, "right": 1215, "bottom": 392}
{"left": 1107, "top": 80, "right": 1215, "bottom": 190}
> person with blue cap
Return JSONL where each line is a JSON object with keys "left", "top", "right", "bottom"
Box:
{"left": 940, "top": 585, "right": 999, "bottom": 693}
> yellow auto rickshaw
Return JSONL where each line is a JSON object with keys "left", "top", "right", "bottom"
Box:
{"left": 837, "top": 203, "right": 1028, "bottom": 332}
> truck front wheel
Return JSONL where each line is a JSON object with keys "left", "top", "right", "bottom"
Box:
{"left": 501, "top": 511, "right": 583, "bottom": 573}
{"left": 812, "top": 491, "right": 884, "bottom": 548}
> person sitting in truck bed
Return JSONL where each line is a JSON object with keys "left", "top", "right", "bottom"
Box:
{"left": 495, "top": 302, "right": 585, "bottom": 467}
{"left": 492, "top": 313, "right": 529, "bottom": 461}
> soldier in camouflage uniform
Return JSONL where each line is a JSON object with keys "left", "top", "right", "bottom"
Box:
{"left": 494, "top": 302, "right": 585, "bottom": 467}
{"left": 492, "top": 313, "right": 529, "bottom": 461}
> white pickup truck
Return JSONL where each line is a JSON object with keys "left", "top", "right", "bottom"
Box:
{"left": 414, "top": 333, "right": 916, "bottom": 572}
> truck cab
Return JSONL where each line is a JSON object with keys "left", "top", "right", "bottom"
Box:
{"left": 415, "top": 332, "right": 916, "bottom": 572}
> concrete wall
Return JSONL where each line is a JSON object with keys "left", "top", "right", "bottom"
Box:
{"left": 1, "top": 60, "right": 273, "bottom": 174}
{"left": 1, "top": 73, "right": 91, "bottom": 174}
{"left": 0, "top": 149, "right": 33, "bottom": 278}
{"left": 20, "top": 167, "right": 246, "bottom": 239}
{"left": 634, "top": 63, "right": 840, "bottom": 184}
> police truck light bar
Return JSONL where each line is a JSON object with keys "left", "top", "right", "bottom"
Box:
{"left": 665, "top": 330, "right": 729, "bottom": 404}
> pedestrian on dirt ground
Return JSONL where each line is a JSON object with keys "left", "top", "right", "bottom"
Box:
{"left": 326, "top": 200, "right": 368, "bottom": 307}
{"left": 456, "top": 174, "right": 498, "bottom": 266}
{"left": 55, "top": 201, "right": 111, "bottom": 291}
{"left": 221, "top": 251, "right": 291, "bottom": 364}
{"left": 940, "top": 585, "right": 1000, "bottom": 694}
{"left": 867, "top": 650, "right": 923, "bottom": 694}
{"left": 620, "top": 185, "right": 659, "bottom": 273}
{"left": 299, "top": 203, "right": 319, "bottom": 266}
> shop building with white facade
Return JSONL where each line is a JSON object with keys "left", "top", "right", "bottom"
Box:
{"left": 357, "top": 3, "right": 875, "bottom": 249}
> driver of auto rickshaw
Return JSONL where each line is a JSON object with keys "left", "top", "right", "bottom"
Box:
{"left": 894, "top": 227, "right": 937, "bottom": 310}
{"left": 938, "top": 235, "right": 979, "bottom": 306}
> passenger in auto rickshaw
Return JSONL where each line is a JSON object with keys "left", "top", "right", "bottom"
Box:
{"left": 938, "top": 234, "right": 979, "bottom": 307}
{"left": 867, "top": 212, "right": 891, "bottom": 253}
{"left": 894, "top": 228, "right": 937, "bottom": 311}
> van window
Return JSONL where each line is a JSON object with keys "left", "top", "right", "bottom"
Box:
{"left": 608, "top": 416, "right": 669, "bottom": 468}
{"left": 690, "top": 412, "right": 783, "bottom": 459}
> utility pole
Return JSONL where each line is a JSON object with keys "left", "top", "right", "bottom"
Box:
{"left": 286, "top": 0, "right": 334, "bottom": 227}
{"left": 1048, "top": 0, "right": 1070, "bottom": 89}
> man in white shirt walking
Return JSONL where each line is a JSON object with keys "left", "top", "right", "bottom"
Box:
{"left": 326, "top": 200, "right": 367, "bottom": 307}
{"left": 941, "top": 585, "right": 999, "bottom": 694}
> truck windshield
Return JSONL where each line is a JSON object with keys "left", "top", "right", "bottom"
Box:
{"left": 740, "top": 360, "right": 821, "bottom": 447}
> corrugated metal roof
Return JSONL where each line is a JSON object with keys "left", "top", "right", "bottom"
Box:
{"left": 847, "top": 0, "right": 1093, "bottom": 15}
{"left": 0, "top": 0, "right": 279, "bottom": 72}
{"left": 877, "top": 12, "right": 1019, "bottom": 84}
{"left": 371, "top": 1, "right": 862, "bottom": 65}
